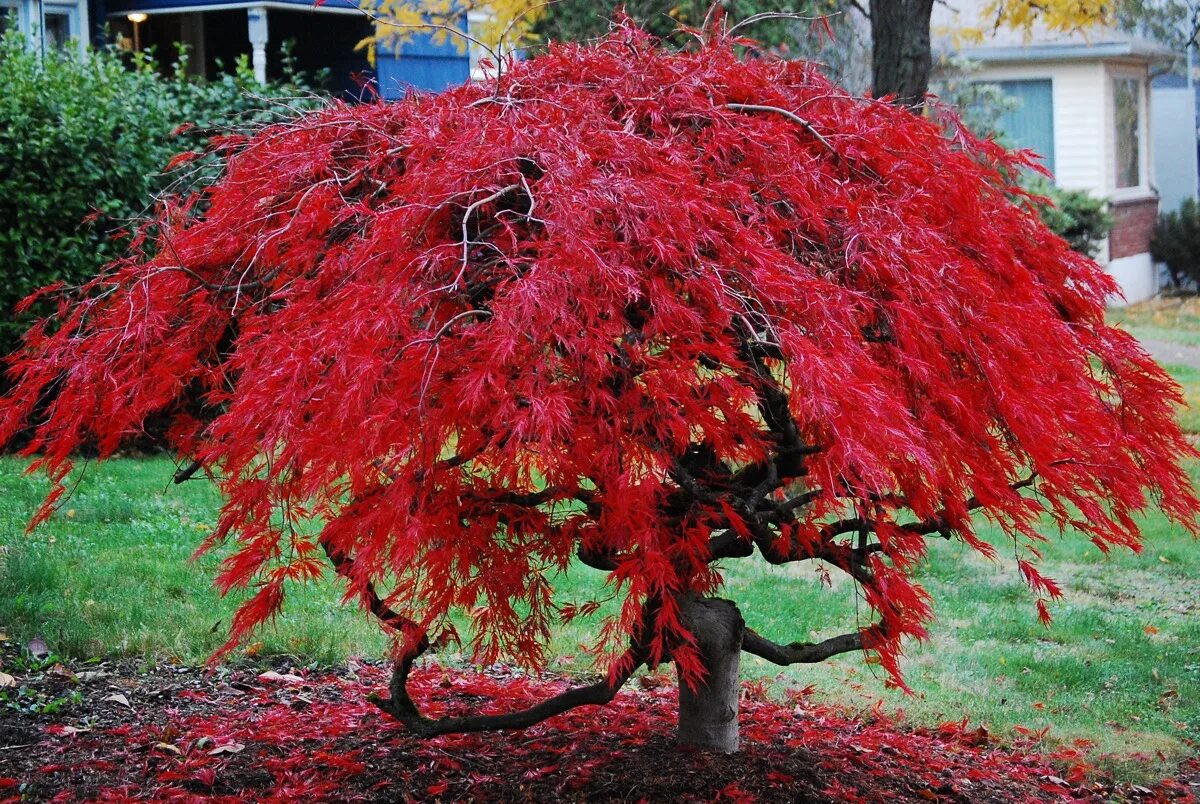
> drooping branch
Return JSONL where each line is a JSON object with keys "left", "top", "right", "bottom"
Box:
{"left": 463, "top": 487, "right": 596, "bottom": 509}
{"left": 369, "top": 644, "right": 646, "bottom": 737}
{"left": 820, "top": 473, "right": 1040, "bottom": 541}
{"left": 319, "top": 539, "right": 424, "bottom": 635}
{"left": 320, "top": 534, "right": 644, "bottom": 736}
{"left": 723, "top": 103, "right": 840, "bottom": 157}
{"left": 741, "top": 627, "right": 864, "bottom": 665}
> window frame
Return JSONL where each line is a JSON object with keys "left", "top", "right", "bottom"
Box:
{"left": 1111, "top": 74, "right": 1146, "bottom": 193}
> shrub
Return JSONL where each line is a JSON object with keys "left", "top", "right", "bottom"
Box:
{"left": 1025, "top": 178, "right": 1113, "bottom": 259}
{"left": 0, "top": 36, "right": 172, "bottom": 353}
{"left": 0, "top": 34, "right": 326, "bottom": 358}
{"left": 1151, "top": 197, "right": 1200, "bottom": 289}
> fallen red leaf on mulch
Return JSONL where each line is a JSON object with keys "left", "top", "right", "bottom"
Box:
{"left": 0, "top": 659, "right": 1195, "bottom": 802}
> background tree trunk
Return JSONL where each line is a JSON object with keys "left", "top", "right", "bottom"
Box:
{"left": 869, "top": 0, "right": 936, "bottom": 109}
{"left": 676, "top": 597, "right": 744, "bottom": 753}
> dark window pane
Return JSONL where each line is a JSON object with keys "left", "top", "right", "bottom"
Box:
{"left": 43, "top": 11, "right": 71, "bottom": 50}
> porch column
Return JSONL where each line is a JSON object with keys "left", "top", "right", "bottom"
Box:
{"left": 247, "top": 5, "right": 268, "bottom": 84}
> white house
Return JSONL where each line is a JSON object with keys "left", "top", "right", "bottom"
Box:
{"left": 935, "top": 5, "right": 1176, "bottom": 304}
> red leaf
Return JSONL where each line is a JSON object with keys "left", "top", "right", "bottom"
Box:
{"left": 163, "top": 150, "right": 201, "bottom": 171}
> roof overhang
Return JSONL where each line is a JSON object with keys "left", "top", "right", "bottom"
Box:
{"left": 107, "top": 0, "right": 361, "bottom": 16}
{"left": 955, "top": 39, "right": 1177, "bottom": 68}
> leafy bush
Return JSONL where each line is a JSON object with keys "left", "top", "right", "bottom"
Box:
{"left": 0, "top": 36, "right": 170, "bottom": 353}
{"left": 0, "top": 34, "right": 326, "bottom": 357}
{"left": 1025, "top": 178, "right": 1113, "bottom": 258}
{"left": 1151, "top": 197, "right": 1200, "bottom": 288}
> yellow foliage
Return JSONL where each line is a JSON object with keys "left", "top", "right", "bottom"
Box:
{"left": 955, "top": 0, "right": 1113, "bottom": 43}
{"left": 360, "top": 0, "right": 544, "bottom": 65}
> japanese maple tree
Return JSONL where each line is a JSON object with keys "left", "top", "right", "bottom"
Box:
{"left": 3, "top": 19, "right": 1195, "bottom": 753}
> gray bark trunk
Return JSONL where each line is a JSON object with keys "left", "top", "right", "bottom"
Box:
{"left": 676, "top": 597, "right": 744, "bottom": 753}
{"left": 869, "top": 0, "right": 936, "bottom": 109}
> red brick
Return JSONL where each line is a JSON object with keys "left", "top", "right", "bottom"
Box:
{"left": 1109, "top": 196, "right": 1158, "bottom": 260}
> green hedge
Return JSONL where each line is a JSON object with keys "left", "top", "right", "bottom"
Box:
{"left": 0, "top": 35, "right": 327, "bottom": 357}
{"left": 1152, "top": 198, "right": 1200, "bottom": 289}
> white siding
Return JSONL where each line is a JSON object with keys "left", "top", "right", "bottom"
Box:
{"left": 971, "top": 61, "right": 1108, "bottom": 195}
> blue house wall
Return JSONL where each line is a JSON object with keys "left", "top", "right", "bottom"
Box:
{"left": 377, "top": 32, "right": 470, "bottom": 98}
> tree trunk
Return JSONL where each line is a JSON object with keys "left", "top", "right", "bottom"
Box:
{"left": 676, "top": 597, "right": 744, "bottom": 753}
{"left": 869, "top": 0, "right": 936, "bottom": 109}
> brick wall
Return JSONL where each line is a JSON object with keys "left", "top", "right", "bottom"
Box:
{"left": 1108, "top": 196, "right": 1158, "bottom": 260}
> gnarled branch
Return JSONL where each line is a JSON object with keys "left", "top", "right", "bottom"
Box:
{"left": 173, "top": 459, "right": 204, "bottom": 484}
{"left": 741, "top": 627, "right": 863, "bottom": 665}
{"left": 707, "top": 527, "right": 755, "bottom": 560}
{"left": 319, "top": 539, "right": 422, "bottom": 635}
{"left": 576, "top": 543, "right": 619, "bottom": 571}
{"left": 321, "top": 535, "right": 643, "bottom": 737}
{"left": 371, "top": 645, "right": 646, "bottom": 737}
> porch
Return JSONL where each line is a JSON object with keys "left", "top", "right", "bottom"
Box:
{"left": 102, "top": 0, "right": 472, "bottom": 98}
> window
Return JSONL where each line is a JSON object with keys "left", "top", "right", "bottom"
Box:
{"left": 42, "top": 9, "right": 73, "bottom": 50}
{"left": 1, "top": 1, "right": 20, "bottom": 37}
{"left": 1113, "top": 77, "right": 1140, "bottom": 188}
{"left": 995, "top": 79, "right": 1055, "bottom": 175}
{"left": 1, "top": 7, "right": 16, "bottom": 36}
{"left": 0, "top": 2, "right": 81, "bottom": 52}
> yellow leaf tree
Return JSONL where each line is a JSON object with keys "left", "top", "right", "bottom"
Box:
{"left": 982, "top": 0, "right": 1113, "bottom": 33}
{"left": 361, "top": 0, "right": 545, "bottom": 66}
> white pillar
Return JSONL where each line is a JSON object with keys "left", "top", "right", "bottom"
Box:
{"left": 247, "top": 5, "right": 268, "bottom": 85}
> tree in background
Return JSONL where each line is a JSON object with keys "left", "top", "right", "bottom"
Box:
{"left": 361, "top": 0, "right": 545, "bottom": 63}
{"left": 5, "top": 23, "right": 1194, "bottom": 753}
{"left": 535, "top": 0, "right": 831, "bottom": 51}
{"left": 869, "top": 0, "right": 1114, "bottom": 107}
{"left": 1117, "top": 0, "right": 1197, "bottom": 73}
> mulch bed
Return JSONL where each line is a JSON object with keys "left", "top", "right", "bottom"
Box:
{"left": 0, "top": 642, "right": 1196, "bottom": 802}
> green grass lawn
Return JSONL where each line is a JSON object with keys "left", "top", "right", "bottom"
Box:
{"left": 1109, "top": 295, "right": 1200, "bottom": 347}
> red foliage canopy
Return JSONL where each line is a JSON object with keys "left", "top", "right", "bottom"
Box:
{"left": 3, "top": 22, "right": 1195, "bottom": 707}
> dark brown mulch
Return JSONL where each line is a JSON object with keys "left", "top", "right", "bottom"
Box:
{"left": 0, "top": 641, "right": 1196, "bottom": 802}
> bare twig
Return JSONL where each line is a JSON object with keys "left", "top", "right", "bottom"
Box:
{"left": 727, "top": 11, "right": 821, "bottom": 37}
{"left": 723, "top": 103, "right": 840, "bottom": 156}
